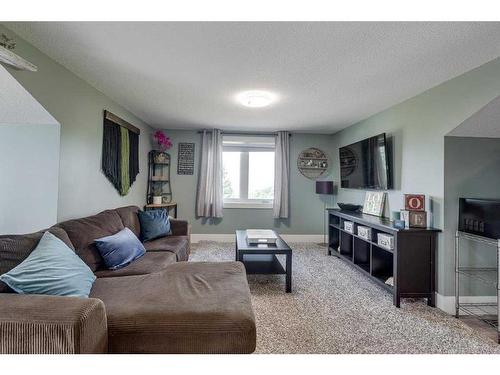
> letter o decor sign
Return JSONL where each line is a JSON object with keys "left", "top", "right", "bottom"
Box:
{"left": 404, "top": 194, "right": 425, "bottom": 211}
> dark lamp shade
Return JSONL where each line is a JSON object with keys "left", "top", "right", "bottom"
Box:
{"left": 316, "top": 181, "right": 334, "bottom": 195}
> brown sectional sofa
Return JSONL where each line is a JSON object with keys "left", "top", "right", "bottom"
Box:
{"left": 0, "top": 206, "right": 256, "bottom": 354}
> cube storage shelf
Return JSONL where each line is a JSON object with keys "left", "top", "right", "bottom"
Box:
{"left": 328, "top": 209, "right": 440, "bottom": 307}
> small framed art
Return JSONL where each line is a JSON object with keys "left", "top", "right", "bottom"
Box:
{"left": 362, "top": 191, "right": 386, "bottom": 217}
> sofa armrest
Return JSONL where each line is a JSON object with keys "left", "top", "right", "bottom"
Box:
{"left": 0, "top": 294, "right": 108, "bottom": 354}
{"left": 170, "top": 219, "right": 190, "bottom": 237}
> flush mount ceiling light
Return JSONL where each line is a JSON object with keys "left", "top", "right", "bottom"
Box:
{"left": 235, "top": 90, "right": 278, "bottom": 108}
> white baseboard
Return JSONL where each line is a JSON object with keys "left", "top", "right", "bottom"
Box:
{"left": 281, "top": 234, "right": 324, "bottom": 243}
{"left": 436, "top": 293, "right": 496, "bottom": 315}
{"left": 191, "top": 234, "right": 234, "bottom": 243}
{"left": 191, "top": 233, "right": 324, "bottom": 244}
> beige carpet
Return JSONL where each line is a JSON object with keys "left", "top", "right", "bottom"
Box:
{"left": 190, "top": 241, "right": 500, "bottom": 354}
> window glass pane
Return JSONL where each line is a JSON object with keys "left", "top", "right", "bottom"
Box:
{"left": 223, "top": 152, "right": 240, "bottom": 199}
{"left": 248, "top": 152, "right": 274, "bottom": 200}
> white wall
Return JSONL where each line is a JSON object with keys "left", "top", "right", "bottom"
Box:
{"left": 0, "top": 124, "right": 60, "bottom": 234}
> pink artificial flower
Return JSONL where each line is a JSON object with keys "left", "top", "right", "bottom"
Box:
{"left": 153, "top": 130, "right": 172, "bottom": 150}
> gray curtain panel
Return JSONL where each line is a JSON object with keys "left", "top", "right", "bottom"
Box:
{"left": 273, "top": 131, "right": 290, "bottom": 218}
{"left": 196, "top": 129, "right": 224, "bottom": 218}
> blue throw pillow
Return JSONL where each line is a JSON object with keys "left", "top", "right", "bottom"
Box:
{"left": 138, "top": 209, "right": 171, "bottom": 242}
{"left": 94, "top": 227, "right": 146, "bottom": 270}
{"left": 0, "top": 231, "right": 96, "bottom": 298}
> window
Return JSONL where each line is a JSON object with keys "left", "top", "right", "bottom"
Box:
{"left": 223, "top": 135, "right": 275, "bottom": 208}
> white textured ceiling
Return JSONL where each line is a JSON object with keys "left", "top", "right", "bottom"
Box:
{"left": 5, "top": 22, "right": 500, "bottom": 133}
{"left": 448, "top": 96, "right": 500, "bottom": 138}
{"left": 0, "top": 64, "right": 58, "bottom": 126}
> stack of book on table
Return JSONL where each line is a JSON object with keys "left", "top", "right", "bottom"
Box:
{"left": 246, "top": 229, "right": 277, "bottom": 245}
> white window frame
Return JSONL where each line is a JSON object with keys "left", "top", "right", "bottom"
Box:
{"left": 223, "top": 135, "right": 275, "bottom": 209}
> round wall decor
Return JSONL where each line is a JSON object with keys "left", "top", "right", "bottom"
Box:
{"left": 339, "top": 147, "right": 357, "bottom": 178}
{"left": 297, "top": 147, "right": 328, "bottom": 180}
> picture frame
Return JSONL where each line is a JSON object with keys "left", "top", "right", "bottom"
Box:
{"left": 177, "top": 142, "right": 195, "bottom": 175}
{"left": 362, "top": 191, "right": 386, "bottom": 217}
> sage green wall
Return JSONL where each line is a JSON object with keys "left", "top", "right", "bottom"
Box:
{"left": 330, "top": 57, "right": 500, "bottom": 297}
{"left": 444, "top": 136, "right": 500, "bottom": 297}
{"left": 165, "top": 130, "right": 334, "bottom": 234}
{"left": 0, "top": 24, "right": 153, "bottom": 222}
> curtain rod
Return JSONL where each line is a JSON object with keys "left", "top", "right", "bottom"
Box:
{"left": 197, "top": 130, "right": 292, "bottom": 136}
{"left": 104, "top": 110, "right": 141, "bottom": 135}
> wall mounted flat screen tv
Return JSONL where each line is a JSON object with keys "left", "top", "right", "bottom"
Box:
{"left": 339, "top": 133, "right": 392, "bottom": 190}
{"left": 459, "top": 198, "right": 500, "bottom": 239}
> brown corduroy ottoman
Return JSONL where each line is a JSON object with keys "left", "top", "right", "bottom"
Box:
{"left": 90, "top": 261, "right": 256, "bottom": 354}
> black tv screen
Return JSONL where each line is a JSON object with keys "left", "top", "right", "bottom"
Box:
{"left": 339, "top": 133, "right": 392, "bottom": 190}
{"left": 459, "top": 198, "right": 500, "bottom": 239}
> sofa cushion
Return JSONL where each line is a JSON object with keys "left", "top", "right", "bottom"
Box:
{"left": 95, "top": 228, "right": 146, "bottom": 270}
{"left": 138, "top": 209, "right": 171, "bottom": 242}
{"left": 143, "top": 235, "right": 190, "bottom": 261}
{"left": 0, "top": 227, "right": 74, "bottom": 293}
{"left": 115, "top": 206, "right": 141, "bottom": 239}
{"left": 90, "top": 262, "right": 256, "bottom": 353}
{"left": 56, "top": 210, "right": 125, "bottom": 271}
{"left": 169, "top": 219, "right": 190, "bottom": 237}
{"left": 94, "top": 251, "right": 176, "bottom": 278}
{"left": 0, "top": 232, "right": 96, "bottom": 298}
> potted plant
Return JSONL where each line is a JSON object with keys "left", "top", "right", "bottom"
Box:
{"left": 152, "top": 185, "right": 163, "bottom": 205}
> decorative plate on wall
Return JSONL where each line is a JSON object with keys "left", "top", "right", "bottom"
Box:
{"left": 297, "top": 147, "right": 328, "bottom": 180}
{"left": 339, "top": 147, "right": 357, "bottom": 178}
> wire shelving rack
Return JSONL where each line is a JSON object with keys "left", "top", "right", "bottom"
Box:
{"left": 455, "top": 231, "right": 500, "bottom": 342}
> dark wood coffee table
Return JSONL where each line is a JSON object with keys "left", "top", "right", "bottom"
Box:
{"left": 235, "top": 230, "right": 292, "bottom": 293}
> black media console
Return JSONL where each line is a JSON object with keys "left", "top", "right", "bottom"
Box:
{"left": 327, "top": 209, "right": 440, "bottom": 307}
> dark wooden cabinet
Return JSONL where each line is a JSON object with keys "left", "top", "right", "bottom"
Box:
{"left": 327, "top": 209, "right": 440, "bottom": 307}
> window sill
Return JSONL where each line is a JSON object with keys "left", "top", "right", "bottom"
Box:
{"left": 224, "top": 202, "right": 273, "bottom": 209}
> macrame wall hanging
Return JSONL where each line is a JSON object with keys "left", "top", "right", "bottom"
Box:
{"left": 102, "top": 110, "right": 140, "bottom": 196}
